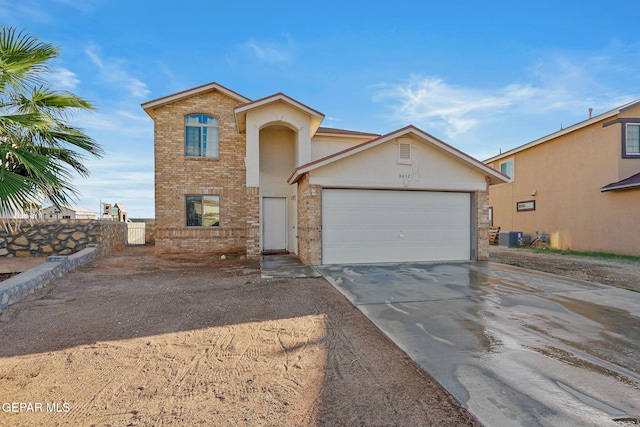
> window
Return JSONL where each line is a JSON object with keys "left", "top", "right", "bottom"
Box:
{"left": 185, "top": 114, "right": 219, "bottom": 157}
{"left": 626, "top": 123, "right": 640, "bottom": 156}
{"left": 500, "top": 159, "right": 514, "bottom": 179}
{"left": 186, "top": 195, "right": 220, "bottom": 227}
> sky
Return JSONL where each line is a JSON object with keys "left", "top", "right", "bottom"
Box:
{"left": 2, "top": 0, "right": 640, "bottom": 218}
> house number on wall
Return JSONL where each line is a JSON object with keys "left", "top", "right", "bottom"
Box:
{"left": 398, "top": 168, "right": 420, "bottom": 187}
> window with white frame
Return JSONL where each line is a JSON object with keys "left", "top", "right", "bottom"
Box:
{"left": 185, "top": 114, "right": 219, "bottom": 158}
{"left": 186, "top": 195, "right": 220, "bottom": 227}
{"left": 500, "top": 159, "right": 514, "bottom": 179}
{"left": 626, "top": 123, "right": 640, "bottom": 156}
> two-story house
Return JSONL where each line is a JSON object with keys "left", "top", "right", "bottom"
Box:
{"left": 142, "top": 82, "right": 507, "bottom": 265}
{"left": 486, "top": 100, "right": 640, "bottom": 255}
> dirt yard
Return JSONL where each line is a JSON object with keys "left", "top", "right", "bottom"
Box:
{"left": 0, "top": 246, "right": 479, "bottom": 426}
{"left": 489, "top": 245, "right": 640, "bottom": 292}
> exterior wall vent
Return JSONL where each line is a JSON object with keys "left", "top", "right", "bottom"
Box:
{"left": 398, "top": 139, "right": 412, "bottom": 164}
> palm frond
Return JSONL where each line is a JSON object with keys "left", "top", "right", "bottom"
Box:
{"left": 0, "top": 27, "right": 102, "bottom": 217}
{"left": 0, "top": 27, "right": 58, "bottom": 93}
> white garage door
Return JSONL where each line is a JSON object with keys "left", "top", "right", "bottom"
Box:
{"left": 322, "top": 189, "right": 471, "bottom": 264}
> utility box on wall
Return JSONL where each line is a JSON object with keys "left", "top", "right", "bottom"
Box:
{"left": 499, "top": 231, "right": 523, "bottom": 247}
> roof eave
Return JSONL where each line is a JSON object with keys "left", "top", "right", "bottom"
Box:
{"left": 485, "top": 100, "right": 640, "bottom": 163}
{"left": 600, "top": 183, "right": 640, "bottom": 192}
{"left": 288, "top": 125, "right": 509, "bottom": 185}
{"left": 234, "top": 93, "right": 325, "bottom": 133}
{"left": 141, "top": 82, "right": 250, "bottom": 120}
{"left": 233, "top": 92, "right": 324, "bottom": 135}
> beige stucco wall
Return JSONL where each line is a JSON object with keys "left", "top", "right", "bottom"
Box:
{"left": 152, "top": 89, "right": 248, "bottom": 255}
{"left": 488, "top": 110, "right": 640, "bottom": 255}
{"left": 307, "top": 135, "right": 492, "bottom": 262}
{"left": 309, "top": 136, "right": 488, "bottom": 191}
{"left": 259, "top": 127, "right": 298, "bottom": 253}
{"left": 311, "top": 135, "right": 373, "bottom": 160}
{"left": 245, "top": 102, "right": 314, "bottom": 188}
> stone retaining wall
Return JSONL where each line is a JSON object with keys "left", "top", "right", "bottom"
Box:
{"left": 0, "top": 246, "right": 100, "bottom": 312}
{"left": 0, "top": 219, "right": 127, "bottom": 257}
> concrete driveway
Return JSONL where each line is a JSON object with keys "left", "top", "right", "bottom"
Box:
{"left": 315, "top": 261, "right": 640, "bottom": 427}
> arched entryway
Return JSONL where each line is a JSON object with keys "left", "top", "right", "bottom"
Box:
{"left": 259, "top": 124, "right": 297, "bottom": 254}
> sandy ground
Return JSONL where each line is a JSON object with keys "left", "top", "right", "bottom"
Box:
{"left": 0, "top": 246, "right": 478, "bottom": 426}
{"left": 489, "top": 245, "right": 640, "bottom": 291}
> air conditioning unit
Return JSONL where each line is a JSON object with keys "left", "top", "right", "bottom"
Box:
{"left": 499, "top": 231, "right": 523, "bottom": 247}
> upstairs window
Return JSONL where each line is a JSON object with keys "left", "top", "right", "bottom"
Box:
{"left": 625, "top": 123, "right": 640, "bottom": 156}
{"left": 185, "top": 114, "right": 219, "bottom": 158}
{"left": 500, "top": 159, "right": 514, "bottom": 179}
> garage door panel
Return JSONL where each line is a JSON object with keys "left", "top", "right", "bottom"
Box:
{"left": 322, "top": 189, "right": 470, "bottom": 264}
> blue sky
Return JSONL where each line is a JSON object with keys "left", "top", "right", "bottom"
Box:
{"left": 3, "top": 0, "right": 640, "bottom": 218}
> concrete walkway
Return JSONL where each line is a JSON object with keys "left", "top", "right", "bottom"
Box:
{"left": 260, "top": 254, "right": 321, "bottom": 278}
{"left": 316, "top": 261, "right": 640, "bottom": 427}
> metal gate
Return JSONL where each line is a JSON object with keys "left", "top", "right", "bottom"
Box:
{"left": 127, "top": 222, "right": 146, "bottom": 245}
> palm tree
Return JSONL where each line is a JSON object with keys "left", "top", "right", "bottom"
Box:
{"left": 0, "top": 26, "right": 104, "bottom": 218}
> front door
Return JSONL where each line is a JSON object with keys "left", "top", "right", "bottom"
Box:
{"left": 263, "top": 197, "right": 287, "bottom": 252}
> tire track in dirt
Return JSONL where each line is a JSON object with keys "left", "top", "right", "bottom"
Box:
{"left": 0, "top": 246, "right": 479, "bottom": 426}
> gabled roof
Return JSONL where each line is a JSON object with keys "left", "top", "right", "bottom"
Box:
{"left": 41, "top": 205, "right": 97, "bottom": 214}
{"left": 115, "top": 202, "right": 128, "bottom": 213}
{"left": 315, "top": 126, "right": 381, "bottom": 138}
{"left": 600, "top": 172, "right": 640, "bottom": 192}
{"left": 141, "top": 82, "right": 250, "bottom": 119}
{"left": 234, "top": 92, "right": 325, "bottom": 133}
{"left": 288, "top": 125, "right": 509, "bottom": 185}
{"left": 485, "top": 99, "right": 640, "bottom": 163}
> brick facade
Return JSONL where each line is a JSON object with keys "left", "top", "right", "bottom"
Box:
{"left": 147, "top": 84, "right": 502, "bottom": 264}
{"left": 296, "top": 174, "right": 322, "bottom": 265}
{"left": 153, "top": 89, "right": 248, "bottom": 255}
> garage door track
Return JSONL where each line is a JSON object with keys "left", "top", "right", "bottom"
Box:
{"left": 316, "top": 261, "right": 640, "bottom": 427}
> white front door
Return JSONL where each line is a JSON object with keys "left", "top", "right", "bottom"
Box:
{"left": 263, "top": 197, "right": 287, "bottom": 251}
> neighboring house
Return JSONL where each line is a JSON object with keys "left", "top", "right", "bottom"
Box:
{"left": 142, "top": 82, "right": 507, "bottom": 265}
{"left": 115, "top": 203, "right": 128, "bottom": 222}
{"left": 0, "top": 199, "right": 42, "bottom": 219}
{"left": 41, "top": 205, "right": 98, "bottom": 220}
{"left": 485, "top": 100, "right": 640, "bottom": 256}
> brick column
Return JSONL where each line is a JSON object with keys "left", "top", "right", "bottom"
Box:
{"left": 296, "top": 174, "right": 322, "bottom": 265}
{"left": 245, "top": 186, "right": 261, "bottom": 259}
{"left": 476, "top": 187, "right": 490, "bottom": 261}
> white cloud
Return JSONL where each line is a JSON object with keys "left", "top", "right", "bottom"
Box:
{"left": 375, "top": 76, "right": 536, "bottom": 139}
{"left": 49, "top": 67, "right": 80, "bottom": 89}
{"left": 85, "top": 49, "right": 104, "bottom": 68}
{"left": 85, "top": 47, "right": 150, "bottom": 99}
{"left": 0, "top": 0, "right": 102, "bottom": 24}
{"left": 244, "top": 36, "right": 293, "bottom": 64}
{"left": 52, "top": 0, "right": 102, "bottom": 12}
{"left": 0, "top": 0, "right": 52, "bottom": 23}
{"left": 375, "top": 49, "right": 640, "bottom": 144}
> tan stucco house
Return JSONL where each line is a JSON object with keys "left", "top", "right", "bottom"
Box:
{"left": 486, "top": 100, "right": 640, "bottom": 256}
{"left": 142, "top": 82, "right": 507, "bottom": 264}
